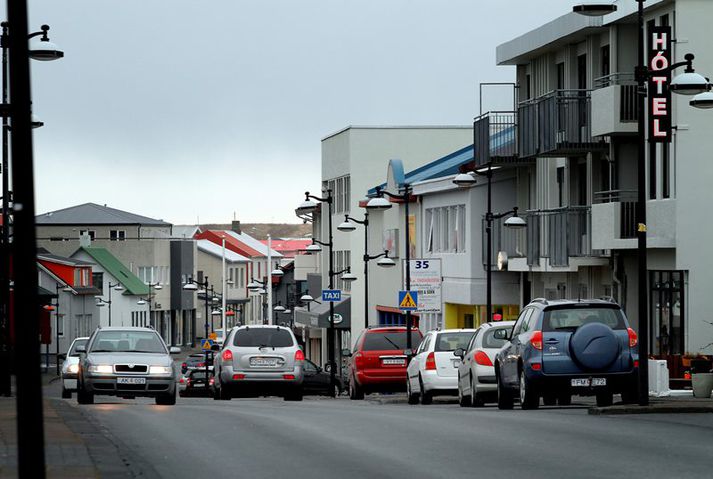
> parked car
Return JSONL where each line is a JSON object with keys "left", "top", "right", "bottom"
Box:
{"left": 495, "top": 299, "right": 639, "bottom": 410}
{"left": 212, "top": 325, "right": 304, "bottom": 401}
{"left": 59, "top": 337, "right": 89, "bottom": 399}
{"left": 455, "top": 321, "right": 515, "bottom": 407}
{"left": 346, "top": 326, "right": 423, "bottom": 400}
{"left": 76, "top": 327, "right": 181, "bottom": 405}
{"left": 406, "top": 329, "right": 476, "bottom": 404}
{"left": 213, "top": 328, "right": 226, "bottom": 347}
{"left": 181, "top": 352, "right": 213, "bottom": 375}
{"left": 302, "top": 359, "right": 344, "bottom": 397}
{"left": 178, "top": 369, "right": 214, "bottom": 397}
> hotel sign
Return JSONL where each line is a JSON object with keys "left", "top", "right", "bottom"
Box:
{"left": 648, "top": 26, "right": 672, "bottom": 143}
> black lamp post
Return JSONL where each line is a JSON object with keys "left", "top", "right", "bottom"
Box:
{"left": 54, "top": 282, "right": 71, "bottom": 376}
{"left": 338, "top": 213, "right": 397, "bottom": 329}
{"left": 574, "top": 0, "right": 711, "bottom": 408}
{"left": 96, "top": 281, "right": 123, "bottom": 327}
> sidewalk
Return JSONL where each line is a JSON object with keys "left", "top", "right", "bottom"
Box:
{"left": 589, "top": 395, "right": 713, "bottom": 415}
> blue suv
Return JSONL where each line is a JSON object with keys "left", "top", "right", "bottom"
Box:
{"left": 495, "top": 299, "right": 639, "bottom": 409}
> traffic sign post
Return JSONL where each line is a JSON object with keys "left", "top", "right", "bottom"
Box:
{"left": 398, "top": 290, "right": 418, "bottom": 311}
{"left": 407, "top": 259, "right": 442, "bottom": 313}
{"left": 322, "top": 289, "right": 342, "bottom": 302}
{"left": 201, "top": 339, "right": 214, "bottom": 350}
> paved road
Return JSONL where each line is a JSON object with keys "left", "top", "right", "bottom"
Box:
{"left": 47, "top": 386, "right": 713, "bottom": 479}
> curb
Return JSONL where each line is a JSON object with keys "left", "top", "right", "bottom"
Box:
{"left": 589, "top": 405, "right": 713, "bottom": 415}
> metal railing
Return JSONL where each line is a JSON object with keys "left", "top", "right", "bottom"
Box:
{"left": 473, "top": 111, "right": 518, "bottom": 167}
{"left": 518, "top": 90, "right": 605, "bottom": 158}
{"left": 594, "top": 73, "right": 639, "bottom": 123}
{"left": 482, "top": 216, "right": 526, "bottom": 269}
{"left": 525, "top": 206, "right": 598, "bottom": 267}
{"left": 594, "top": 190, "right": 638, "bottom": 239}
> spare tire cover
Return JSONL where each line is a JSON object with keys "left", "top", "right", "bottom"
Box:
{"left": 569, "top": 322, "right": 620, "bottom": 371}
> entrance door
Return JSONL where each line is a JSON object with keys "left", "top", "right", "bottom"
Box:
{"left": 650, "top": 271, "right": 685, "bottom": 354}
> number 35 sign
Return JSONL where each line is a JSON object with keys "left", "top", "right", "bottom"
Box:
{"left": 404, "top": 259, "right": 442, "bottom": 313}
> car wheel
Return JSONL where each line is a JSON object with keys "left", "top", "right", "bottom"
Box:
{"left": 419, "top": 377, "right": 432, "bottom": 405}
{"left": 543, "top": 394, "right": 557, "bottom": 406}
{"left": 284, "top": 388, "right": 303, "bottom": 401}
{"left": 557, "top": 393, "right": 572, "bottom": 406}
{"left": 519, "top": 369, "right": 539, "bottom": 410}
{"left": 471, "top": 377, "right": 484, "bottom": 407}
{"left": 496, "top": 370, "right": 513, "bottom": 410}
{"left": 407, "top": 377, "right": 419, "bottom": 405}
{"left": 77, "top": 383, "right": 94, "bottom": 405}
{"left": 349, "top": 377, "right": 364, "bottom": 400}
{"left": 61, "top": 387, "right": 71, "bottom": 399}
{"left": 156, "top": 388, "right": 177, "bottom": 406}
{"left": 596, "top": 392, "right": 613, "bottom": 407}
{"left": 219, "top": 384, "right": 232, "bottom": 401}
{"left": 620, "top": 386, "right": 638, "bottom": 404}
{"left": 458, "top": 379, "right": 471, "bottom": 408}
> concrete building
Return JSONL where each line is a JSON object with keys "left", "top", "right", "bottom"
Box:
{"left": 483, "top": 0, "right": 713, "bottom": 362}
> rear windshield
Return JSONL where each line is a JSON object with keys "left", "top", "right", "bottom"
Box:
{"left": 543, "top": 307, "right": 626, "bottom": 331}
{"left": 233, "top": 328, "right": 294, "bottom": 348}
{"left": 363, "top": 331, "right": 422, "bottom": 351}
{"left": 482, "top": 328, "right": 509, "bottom": 349}
{"left": 434, "top": 332, "right": 474, "bottom": 352}
{"left": 69, "top": 339, "right": 87, "bottom": 356}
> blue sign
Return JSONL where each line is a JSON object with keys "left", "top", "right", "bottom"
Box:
{"left": 201, "top": 339, "right": 214, "bottom": 350}
{"left": 398, "top": 290, "right": 418, "bottom": 311}
{"left": 322, "top": 289, "right": 342, "bottom": 302}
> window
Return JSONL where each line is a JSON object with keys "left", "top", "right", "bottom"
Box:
{"left": 233, "top": 328, "right": 294, "bottom": 347}
{"left": 92, "top": 272, "right": 103, "bottom": 294}
{"left": 600, "top": 45, "right": 610, "bottom": 77}
{"left": 434, "top": 332, "right": 474, "bottom": 352}
{"left": 79, "top": 230, "right": 95, "bottom": 240}
{"left": 482, "top": 327, "right": 510, "bottom": 349}
{"left": 543, "top": 307, "right": 625, "bottom": 331}
{"left": 56, "top": 314, "right": 65, "bottom": 337}
{"left": 424, "top": 205, "right": 466, "bottom": 253}
{"left": 110, "top": 230, "right": 126, "bottom": 241}
{"left": 556, "top": 62, "right": 565, "bottom": 90}
{"left": 90, "top": 330, "right": 166, "bottom": 353}
{"left": 76, "top": 268, "right": 90, "bottom": 287}
{"left": 325, "top": 175, "right": 351, "bottom": 214}
{"left": 362, "top": 331, "right": 422, "bottom": 351}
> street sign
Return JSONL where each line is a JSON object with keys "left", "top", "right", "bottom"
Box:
{"left": 208, "top": 332, "right": 217, "bottom": 340}
{"left": 201, "top": 339, "right": 214, "bottom": 350}
{"left": 322, "top": 289, "right": 342, "bottom": 302}
{"left": 398, "top": 290, "right": 418, "bottom": 311}
{"left": 406, "top": 259, "right": 442, "bottom": 313}
{"left": 331, "top": 313, "right": 343, "bottom": 325}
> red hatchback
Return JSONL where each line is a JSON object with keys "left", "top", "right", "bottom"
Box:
{"left": 347, "top": 327, "right": 423, "bottom": 400}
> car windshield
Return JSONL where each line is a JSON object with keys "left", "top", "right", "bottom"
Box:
{"left": 482, "top": 328, "right": 510, "bottom": 349}
{"left": 434, "top": 332, "right": 474, "bottom": 352}
{"left": 89, "top": 331, "right": 166, "bottom": 353}
{"left": 233, "top": 328, "right": 294, "bottom": 348}
{"left": 68, "top": 339, "right": 88, "bottom": 356}
{"left": 543, "top": 308, "right": 626, "bottom": 331}
{"left": 363, "top": 331, "right": 422, "bottom": 351}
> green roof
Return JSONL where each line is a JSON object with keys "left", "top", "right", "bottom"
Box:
{"left": 76, "top": 247, "right": 149, "bottom": 296}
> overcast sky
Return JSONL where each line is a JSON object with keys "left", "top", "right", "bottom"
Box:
{"left": 13, "top": 0, "right": 578, "bottom": 224}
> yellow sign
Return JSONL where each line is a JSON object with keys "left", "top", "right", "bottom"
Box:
{"left": 399, "top": 291, "right": 417, "bottom": 309}
{"left": 209, "top": 332, "right": 217, "bottom": 340}
{"left": 201, "top": 339, "right": 213, "bottom": 350}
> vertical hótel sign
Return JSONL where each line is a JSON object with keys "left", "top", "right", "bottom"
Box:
{"left": 648, "top": 25, "right": 672, "bottom": 143}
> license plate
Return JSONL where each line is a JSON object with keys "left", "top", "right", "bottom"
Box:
{"left": 250, "top": 357, "right": 278, "bottom": 367}
{"left": 592, "top": 378, "right": 607, "bottom": 386}
{"left": 117, "top": 377, "right": 146, "bottom": 385}
{"left": 452, "top": 359, "right": 461, "bottom": 367}
{"left": 571, "top": 378, "right": 607, "bottom": 387}
{"left": 382, "top": 358, "right": 406, "bottom": 365}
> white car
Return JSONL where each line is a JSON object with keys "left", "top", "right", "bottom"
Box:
{"left": 406, "top": 329, "right": 477, "bottom": 405}
{"left": 455, "top": 321, "right": 515, "bottom": 407}
{"left": 60, "top": 337, "right": 89, "bottom": 399}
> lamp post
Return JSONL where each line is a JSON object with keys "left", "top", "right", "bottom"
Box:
{"left": 54, "top": 283, "right": 71, "bottom": 376}
{"left": 366, "top": 184, "right": 417, "bottom": 351}
{"left": 338, "top": 212, "right": 397, "bottom": 329}
{"left": 137, "top": 282, "right": 161, "bottom": 329}
{"left": 183, "top": 277, "right": 211, "bottom": 340}
{"left": 453, "top": 166, "right": 526, "bottom": 323}
{"left": 96, "top": 281, "right": 124, "bottom": 327}
{"left": 574, "top": 0, "right": 711, "bottom": 408}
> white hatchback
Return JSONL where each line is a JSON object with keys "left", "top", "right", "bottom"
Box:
{"left": 406, "top": 329, "right": 477, "bottom": 405}
{"left": 455, "top": 321, "right": 515, "bottom": 407}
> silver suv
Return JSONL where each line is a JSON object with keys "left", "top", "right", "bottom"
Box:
{"left": 213, "top": 325, "right": 304, "bottom": 401}
{"left": 76, "top": 327, "right": 180, "bottom": 405}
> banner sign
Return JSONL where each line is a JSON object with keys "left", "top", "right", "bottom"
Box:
{"left": 648, "top": 25, "right": 672, "bottom": 143}
{"left": 406, "top": 259, "right": 442, "bottom": 313}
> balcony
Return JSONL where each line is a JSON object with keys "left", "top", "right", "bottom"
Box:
{"left": 473, "top": 111, "right": 520, "bottom": 168}
{"left": 518, "top": 90, "right": 608, "bottom": 159}
{"left": 591, "top": 73, "right": 639, "bottom": 137}
{"left": 591, "top": 190, "right": 676, "bottom": 250}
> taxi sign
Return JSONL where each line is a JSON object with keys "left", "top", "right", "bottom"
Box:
{"left": 398, "top": 290, "right": 418, "bottom": 311}
{"left": 322, "top": 289, "right": 342, "bottom": 302}
{"left": 201, "top": 339, "right": 214, "bottom": 350}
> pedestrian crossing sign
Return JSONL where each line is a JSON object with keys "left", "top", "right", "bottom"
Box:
{"left": 398, "top": 290, "right": 418, "bottom": 311}
{"left": 201, "top": 339, "right": 214, "bottom": 350}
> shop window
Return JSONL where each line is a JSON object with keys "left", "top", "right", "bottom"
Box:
{"left": 650, "top": 271, "right": 685, "bottom": 355}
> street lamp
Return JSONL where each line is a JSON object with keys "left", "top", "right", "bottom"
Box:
{"left": 96, "top": 281, "right": 124, "bottom": 327}
{"left": 366, "top": 184, "right": 419, "bottom": 351}
{"left": 183, "top": 276, "right": 211, "bottom": 341}
{"left": 575, "top": 0, "right": 711, "bottom": 406}
{"left": 54, "top": 283, "right": 71, "bottom": 376}
{"left": 339, "top": 211, "right": 396, "bottom": 329}
{"left": 137, "top": 282, "right": 161, "bottom": 329}
{"left": 453, "top": 165, "right": 525, "bottom": 324}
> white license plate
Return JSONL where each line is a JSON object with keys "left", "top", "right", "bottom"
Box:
{"left": 117, "top": 377, "right": 146, "bottom": 385}
{"left": 592, "top": 378, "right": 607, "bottom": 386}
{"left": 571, "top": 378, "right": 607, "bottom": 387}
{"left": 250, "top": 358, "right": 278, "bottom": 367}
{"left": 452, "top": 359, "right": 461, "bottom": 368}
{"left": 382, "top": 358, "right": 406, "bottom": 366}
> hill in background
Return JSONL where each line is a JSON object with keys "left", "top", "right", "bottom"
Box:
{"left": 199, "top": 223, "right": 312, "bottom": 240}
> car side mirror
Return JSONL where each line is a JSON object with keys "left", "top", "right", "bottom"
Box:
{"left": 453, "top": 348, "right": 465, "bottom": 359}
{"left": 75, "top": 345, "right": 86, "bottom": 353}
{"left": 493, "top": 328, "right": 511, "bottom": 341}
{"left": 341, "top": 348, "right": 352, "bottom": 357}
{"left": 57, "top": 353, "right": 66, "bottom": 361}
{"left": 169, "top": 346, "right": 181, "bottom": 354}
{"left": 324, "top": 363, "right": 332, "bottom": 372}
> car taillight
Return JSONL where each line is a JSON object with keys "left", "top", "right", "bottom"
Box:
{"left": 354, "top": 352, "right": 365, "bottom": 367}
{"left": 222, "top": 349, "right": 233, "bottom": 361}
{"left": 627, "top": 328, "right": 638, "bottom": 348}
{"left": 283, "top": 374, "right": 296, "bottom": 380}
{"left": 474, "top": 350, "right": 493, "bottom": 367}
{"left": 186, "top": 379, "right": 191, "bottom": 386}
{"left": 295, "top": 349, "right": 305, "bottom": 361}
{"left": 209, "top": 378, "right": 215, "bottom": 385}
{"left": 633, "top": 360, "right": 639, "bottom": 368}
{"left": 530, "top": 331, "right": 543, "bottom": 350}
{"left": 531, "top": 363, "right": 542, "bottom": 371}
{"left": 197, "top": 362, "right": 205, "bottom": 367}
{"left": 179, "top": 377, "right": 185, "bottom": 384}
{"left": 425, "top": 352, "right": 436, "bottom": 370}
{"left": 181, "top": 362, "right": 187, "bottom": 369}
{"left": 233, "top": 374, "right": 245, "bottom": 380}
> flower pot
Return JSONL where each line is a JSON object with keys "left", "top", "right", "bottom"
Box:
{"left": 691, "top": 373, "right": 713, "bottom": 399}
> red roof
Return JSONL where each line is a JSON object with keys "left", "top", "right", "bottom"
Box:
{"left": 259, "top": 239, "right": 311, "bottom": 258}
{"left": 196, "top": 230, "right": 263, "bottom": 258}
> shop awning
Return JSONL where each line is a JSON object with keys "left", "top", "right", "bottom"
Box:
{"left": 294, "top": 296, "right": 351, "bottom": 330}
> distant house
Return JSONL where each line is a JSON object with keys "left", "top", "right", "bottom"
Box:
{"left": 259, "top": 238, "right": 311, "bottom": 261}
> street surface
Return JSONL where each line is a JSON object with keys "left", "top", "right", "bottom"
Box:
{"left": 44, "top": 382, "right": 712, "bottom": 479}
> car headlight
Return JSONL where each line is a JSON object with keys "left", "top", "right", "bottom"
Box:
{"left": 149, "top": 366, "right": 172, "bottom": 375}
{"left": 67, "top": 364, "right": 79, "bottom": 374}
{"left": 88, "top": 364, "right": 113, "bottom": 374}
